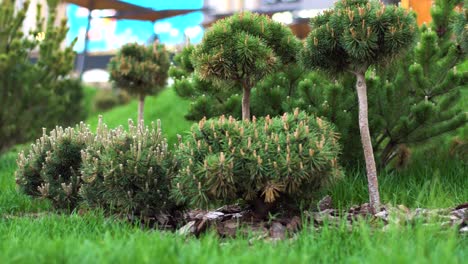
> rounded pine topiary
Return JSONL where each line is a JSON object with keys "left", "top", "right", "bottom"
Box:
{"left": 300, "top": 0, "right": 417, "bottom": 74}
{"left": 172, "top": 110, "right": 342, "bottom": 216}
{"left": 80, "top": 118, "right": 178, "bottom": 218}
{"left": 15, "top": 123, "right": 94, "bottom": 211}
{"left": 300, "top": 0, "right": 418, "bottom": 213}
{"left": 192, "top": 11, "right": 301, "bottom": 120}
{"left": 108, "top": 42, "right": 170, "bottom": 122}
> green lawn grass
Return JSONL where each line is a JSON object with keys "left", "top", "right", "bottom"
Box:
{"left": 0, "top": 82, "right": 466, "bottom": 263}
{"left": 328, "top": 157, "right": 467, "bottom": 209}
{"left": 0, "top": 137, "right": 466, "bottom": 263}
{"left": 83, "top": 86, "right": 99, "bottom": 117}
{"left": 0, "top": 212, "right": 466, "bottom": 264}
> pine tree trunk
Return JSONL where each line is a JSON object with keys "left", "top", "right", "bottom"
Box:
{"left": 242, "top": 85, "right": 251, "bottom": 121}
{"left": 355, "top": 72, "right": 381, "bottom": 214}
{"left": 138, "top": 94, "right": 145, "bottom": 124}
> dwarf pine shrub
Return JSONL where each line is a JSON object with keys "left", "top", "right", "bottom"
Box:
{"left": 80, "top": 118, "right": 178, "bottom": 218}
{"left": 15, "top": 123, "right": 94, "bottom": 210}
{"left": 191, "top": 11, "right": 301, "bottom": 121}
{"left": 172, "top": 110, "right": 342, "bottom": 214}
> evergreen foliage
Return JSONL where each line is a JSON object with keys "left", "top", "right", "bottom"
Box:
{"left": 172, "top": 0, "right": 466, "bottom": 173}
{"left": 301, "top": 0, "right": 417, "bottom": 73}
{"left": 365, "top": 0, "right": 467, "bottom": 167}
{"left": 170, "top": 45, "right": 242, "bottom": 121}
{"left": 0, "top": 0, "right": 85, "bottom": 152}
{"left": 80, "top": 118, "right": 178, "bottom": 218}
{"left": 171, "top": 53, "right": 362, "bottom": 168}
{"left": 108, "top": 42, "right": 170, "bottom": 122}
{"left": 297, "top": 0, "right": 467, "bottom": 168}
{"left": 249, "top": 64, "right": 307, "bottom": 117}
{"left": 295, "top": 74, "right": 361, "bottom": 166}
{"left": 172, "top": 110, "right": 342, "bottom": 216}
{"left": 301, "top": 0, "right": 418, "bottom": 213}
{"left": 453, "top": 0, "right": 467, "bottom": 53}
{"left": 191, "top": 12, "right": 301, "bottom": 120}
{"left": 15, "top": 123, "right": 94, "bottom": 210}
{"left": 172, "top": 49, "right": 313, "bottom": 122}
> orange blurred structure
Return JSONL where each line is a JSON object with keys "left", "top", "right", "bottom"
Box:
{"left": 401, "top": 0, "right": 433, "bottom": 25}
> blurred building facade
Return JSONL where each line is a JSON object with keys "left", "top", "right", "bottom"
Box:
{"left": 202, "top": 0, "right": 439, "bottom": 37}
{"left": 203, "top": 0, "right": 259, "bottom": 14}
{"left": 203, "top": 0, "right": 336, "bottom": 14}
{"left": 203, "top": 0, "right": 336, "bottom": 38}
{"left": 15, "top": 0, "right": 67, "bottom": 34}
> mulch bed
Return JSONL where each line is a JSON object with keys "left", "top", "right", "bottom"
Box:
{"left": 3, "top": 197, "right": 466, "bottom": 240}
{"left": 172, "top": 197, "right": 467, "bottom": 240}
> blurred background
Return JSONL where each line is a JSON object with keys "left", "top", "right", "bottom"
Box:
{"left": 16, "top": 0, "right": 432, "bottom": 83}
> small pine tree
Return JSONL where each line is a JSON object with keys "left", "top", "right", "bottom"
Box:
{"left": 301, "top": 0, "right": 418, "bottom": 213}
{"left": 367, "top": 0, "right": 467, "bottom": 167}
{"left": 191, "top": 12, "right": 301, "bottom": 120}
{"left": 108, "top": 42, "right": 170, "bottom": 123}
{"left": 171, "top": 47, "right": 305, "bottom": 121}
{"left": 172, "top": 1, "right": 465, "bottom": 173}
{"left": 0, "top": 0, "right": 84, "bottom": 152}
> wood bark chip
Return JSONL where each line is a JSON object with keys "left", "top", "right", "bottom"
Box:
{"left": 217, "top": 219, "right": 239, "bottom": 237}
{"left": 286, "top": 216, "right": 301, "bottom": 233}
{"left": 318, "top": 195, "right": 333, "bottom": 211}
{"left": 178, "top": 221, "right": 196, "bottom": 236}
{"left": 172, "top": 199, "right": 468, "bottom": 238}
{"left": 269, "top": 222, "right": 286, "bottom": 240}
{"left": 5, "top": 200, "right": 467, "bottom": 238}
